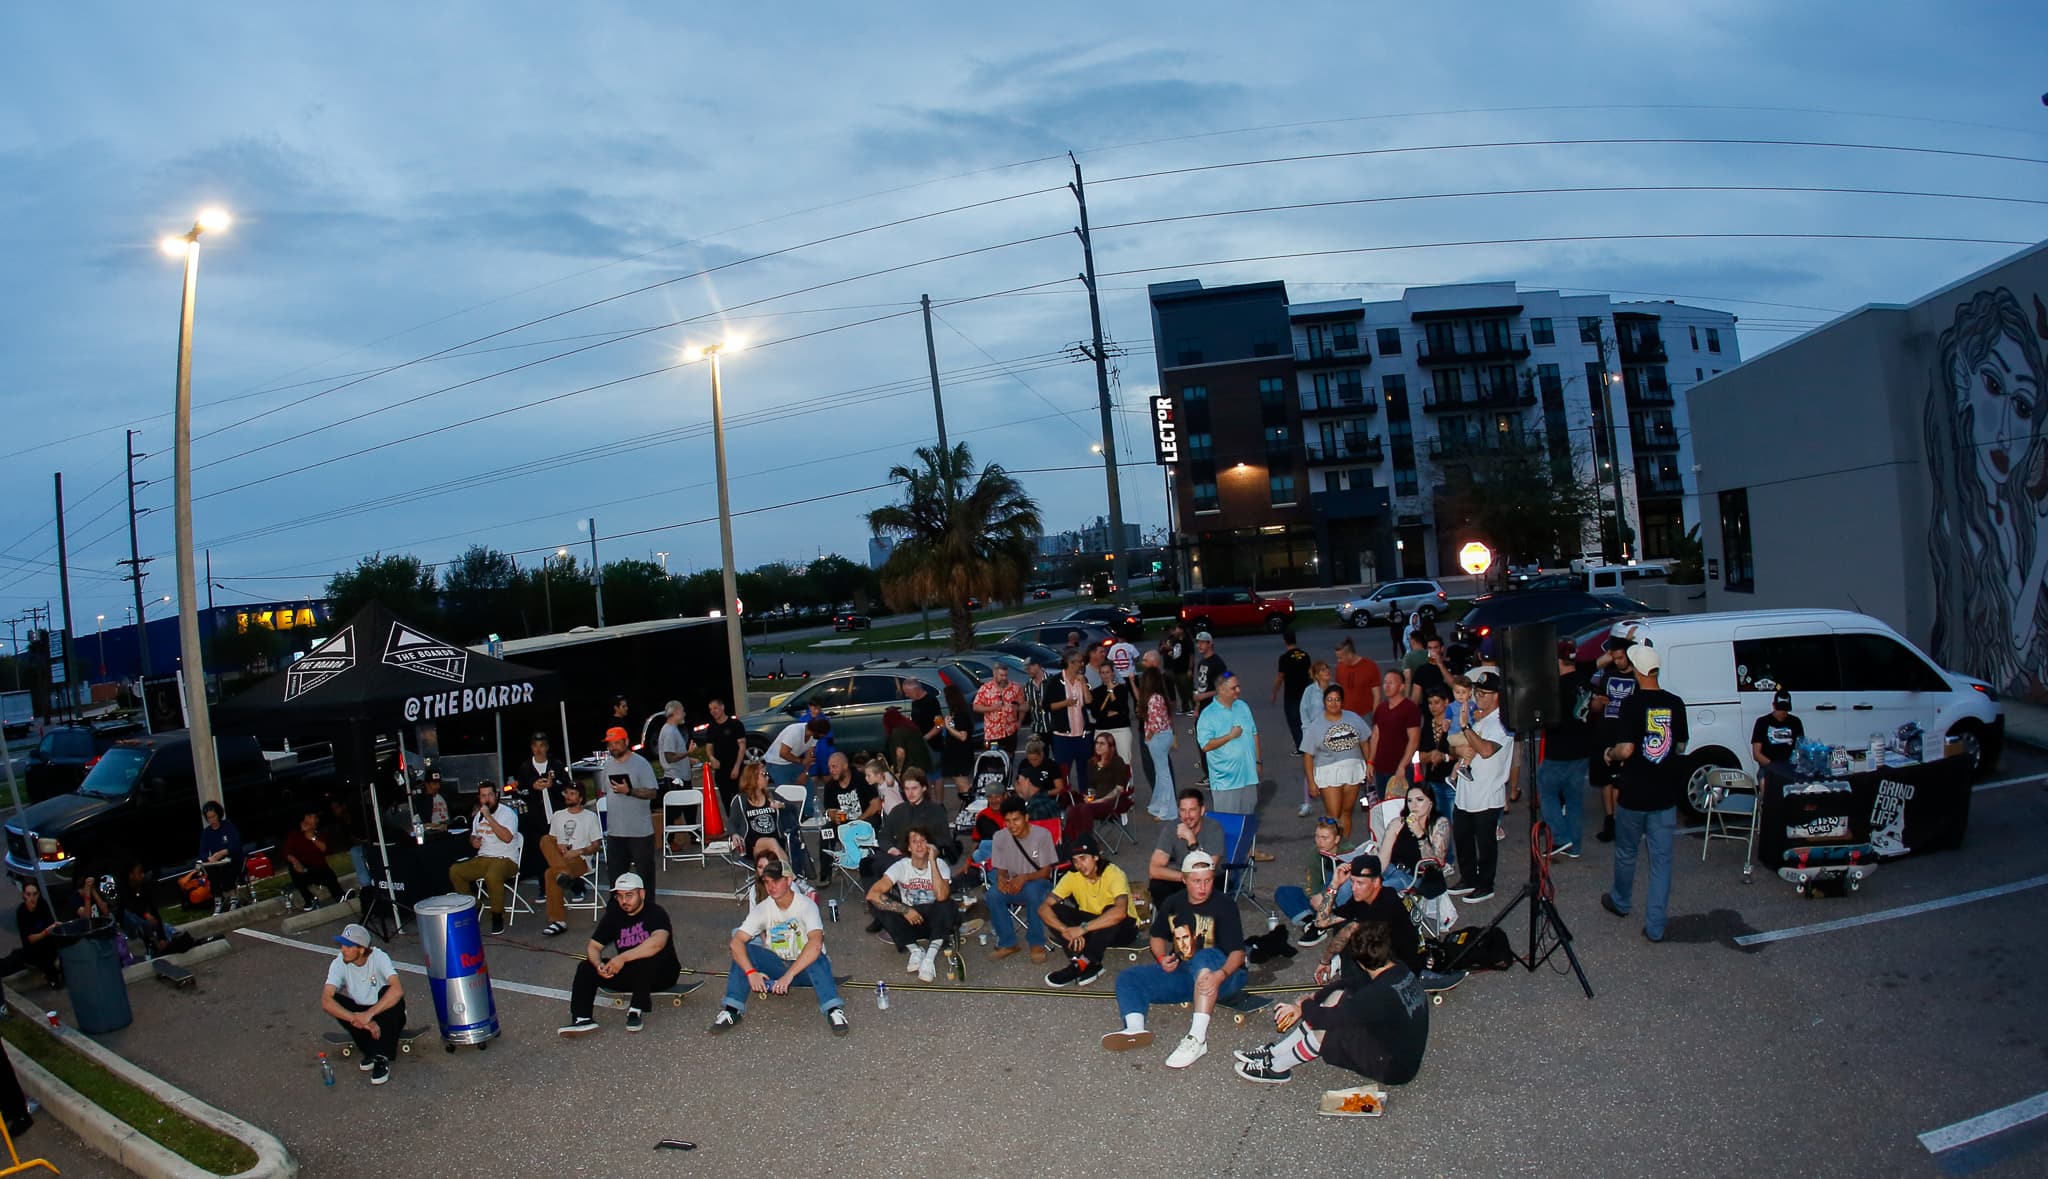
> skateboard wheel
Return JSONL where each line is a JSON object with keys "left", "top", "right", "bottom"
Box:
{"left": 1232, "top": 1013, "right": 1246, "bottom": 1025}
{"left": 671, "top": 997, "right": 683, "bottom": 1007}
{"left": 1432, "top": 995, "right": 1444, "bottom": 1007}
{"left": 477, "top": 1041, "right": 489, "bottom": 1051}
{"left": 400, "top": 1041, "right": 413, "bottom": 1054}
{"left": 338, "top": 1044, "right": 354, "bottom": 1058}
{"left": 444, "top": 1044, "right": 457, "bottom": 1054}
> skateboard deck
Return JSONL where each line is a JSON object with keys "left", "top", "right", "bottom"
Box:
{"left": 322, "top": 1026, "right": 430, "bottom": 1058}
{"left": 1214, "top": 990, "right": 1280, "bottom": 1026}
{"left": 1779, "top": 843, "right": 1877, "bottom": 896}
{"left": 595, "top": 979, "right": 705, "bottom": 1010}
{"left": 151, "top": 959, "right": 195, "bottom": 989}
{"left": 1317, "top": 1084, "right": 1389, "bottom": 1117}
{"left": 1781, "top": 843, "right": 1874, "bottom": 866}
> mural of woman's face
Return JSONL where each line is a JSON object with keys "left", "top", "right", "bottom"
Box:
{"left": 1960, "top": 331, "right": 2039, "bottom": 492}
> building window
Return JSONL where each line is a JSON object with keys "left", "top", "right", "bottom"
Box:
{"left": 1323, "top": 471, "right": 1342, "bottom": 493}
{"left": 1531, "top": 317, "right": 1555, "bottom": 345}
{"left": 1376, "top": 328, "right": 1402, "bottom": 356}
{"left": 1394, "top": 470, "right": 1418, "bottom": 496}
{"left": 1192, "top": 481, "right": 1219, "bottom": 513}
{"left": 1269, "top": 474, "right": 1297, "bottom": 506}
{"left": 1333, "top": 322, "right": 1359, "bottom": 351}
{"left": 1689, "top": 325, "right": 1699, "bottom": 350}
{"left": 1537, "top": 363, "right": 1562, "bottom": 398}
{"left": 1258, "top": 378, "right": 1287, "bottom": 418}
{"left": 1181, "top": 384, "right": 1207, "bottom": 402}
{"left": 1696, "top": 368, "right": 1703, "bottom": 380}
{"left": 1264, "top": 425, "right": 1291, "bottom": 452}
{"left": 1706, "top": 327, "right": 1722, "bottom": 353}
{"left": 1579, "top": 316, "right": 1602, "bottom": 344}
{"left": 1719, "top": 488, "right": 1755, "bottom": 593}
{"left": 1186, "top": 432, "right": 1213, "bottom": 460}
{"left": 1382, "top": 373, "right": 1409, "bottom": 415}
{"left": 1176, "top": 338, "right": 1203, "bottom": 366}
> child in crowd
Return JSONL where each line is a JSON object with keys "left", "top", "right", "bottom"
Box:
{"left": 1446, "top": 675, "right": 1477, "bottom": 732}
{"left": 1274, "top": 819, "right": 1362, "bottom": 946}
{"left": 863, "top": 757, "right": 904, "bottom": 814}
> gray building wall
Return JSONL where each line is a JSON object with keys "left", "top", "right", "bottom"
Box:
{"left": 1694, "top": 240, "right": 2048, "bottom": 702}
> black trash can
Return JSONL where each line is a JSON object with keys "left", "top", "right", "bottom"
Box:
{"left": 51, "top": 918, "right": 131, "bottom": 1035}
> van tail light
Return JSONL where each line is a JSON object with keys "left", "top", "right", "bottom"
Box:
{"left": 84, "top": 755, "right": 100, "bottom": 770}
{"left": 1476, "top": 626, "right": 1491, "bottom": 637}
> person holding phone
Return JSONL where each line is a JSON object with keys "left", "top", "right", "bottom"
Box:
{"left": 599, "top": 726, "right": 660, "bottom": 891}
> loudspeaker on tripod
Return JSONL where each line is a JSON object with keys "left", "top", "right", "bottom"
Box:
{"left": 1497, "top": 621, "right": 1559, "bottom": 732}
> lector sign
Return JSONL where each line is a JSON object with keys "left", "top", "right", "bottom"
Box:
{"left": 1151, "top": 394, "right": 1179, "bottom": 465}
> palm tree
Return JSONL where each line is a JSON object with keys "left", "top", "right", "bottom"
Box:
{"left": 867, "top": 442, "right": 1042, "bottom": 651}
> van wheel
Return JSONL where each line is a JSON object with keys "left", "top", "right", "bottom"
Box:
{"left": 1683, "top": 750, "right": 1738, "bottom": 817}
{"left": 1947, "top": 721, "right": 1995, "bottom": 778}
{"left": 1266, "top": 615, "right": 1288, "bottom": 633}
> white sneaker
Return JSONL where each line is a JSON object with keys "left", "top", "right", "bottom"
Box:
{"left": 1165, "top": 1033, "right": 1209, "bottom": 1069}
{"left": 1296, "top": 802, "right": 1313, "bottom": 817}
{"left": 917, "top": 949, "right": 937, "bottom": 982}
{"left": 904, "top": 945, "right": 925, "bottom": 975}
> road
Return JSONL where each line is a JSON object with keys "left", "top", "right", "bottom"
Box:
{"left": 5, "top": 619, "right": 2045, "bottom": 1177}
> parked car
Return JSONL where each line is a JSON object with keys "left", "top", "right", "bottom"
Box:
{"left": 1336, "top": 580, "right": 1448, "bottom": 629}
{"left": 1058, "top": 603, "right": 1144, "bottom": 638}
{"left": 999, "top": 622, "right": 1115, "bottom": 651}
{"left": 832, "top": 612, "right": 871, "bottom": 632}
{"left": 738, "top": 659, "right": 986, "bottom": 757}
{"left": 979, "top": 640, "right": 1064, "bottom": 668}
{"left": 22, "top": 723, "right": 142, "bottom": 803}
{"left": 1454, "top": 589, "right": 1656, "bottom": 648}
{"left": 1031, "top": 588, "right": 1052, "bottom": 600}
{"left": 1604, "top": 611, "right": 2005, "bottom": 803}
{"left": 5, "top": 730, "right": 336, "bottom": 884}
{"left": 1179, "top": 587, "right": 1294, "bottom": 634}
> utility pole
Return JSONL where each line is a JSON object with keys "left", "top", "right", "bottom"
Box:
{"left": 920, "top": 294, "right": 949, "bottom": 451}
{"left": 121, "top": 430, "right": 153, "bottom": 682}
{"left": 586, "top": 517, "right": 605, "bottom": 627}
{"left": 1069, "top": 152, "right": 1129, "bottom": 592}
{"left": 205, "top": 549, "right": 213, "bottom": 611}
{"left": 53, "top": 473, "right": 76, "bottom": 723}
{"left": 3, "top": 617, "right": 20, "bottom": 691}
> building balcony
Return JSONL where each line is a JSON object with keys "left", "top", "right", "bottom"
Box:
{"left": 1637, "top": 470, "right": 1686, "bottom": 495}
{"left": 1421, "top": 383, "right": 1535, "bottom": 413}
{"left": 1425, "top": 431, "right": 1543, "bottom": 460}
{"left": 1296, "top": 343, "right": 1369, "bottom": 370}
{"left": 1627, "top": 383, "right": 1675, "bottom": 407}
{"left": 1414, "top": 334, "right": 1531, "bottom": 366}
{"left": 1305, "top": 435, "right": 1385, "bottom": 465}
{"left": 1617, "top": 334, "right": 1669, "bottom": 363}
{"left": 1343, "top": 433, "right": 1383, "bottom": 461}
{"left": 1299, "top": 383, "right": 1376, "bottom": 416}
{"left": 1631, "top": 425, "right": 1681, "bottom": 452}
{"left": 1311, "top": 486, "right": 1388, "bottom": 521}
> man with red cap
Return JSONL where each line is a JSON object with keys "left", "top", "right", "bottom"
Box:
{"left": 599, "top": 726, "right": 660, "bottom": 889}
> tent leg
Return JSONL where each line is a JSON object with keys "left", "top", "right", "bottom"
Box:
{"left": 366, "top": 722, "right": 403, "bottom": 936}
{"left": 493, "top": 712, "right": 503, "bottom": 786}
{"left": 560, "top": 701, "right": 572, "bottom": 766}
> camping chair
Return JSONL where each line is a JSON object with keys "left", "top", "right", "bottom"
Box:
{"left": 1092, "top": 780, "right": 1138, "bottom": 854}
{"left": 470, "top": 834, "right": 537, "bottom": 928}
{"left": 970, "top": 747, "right": 1012, "bottom": 803}
{"left": 1364, "top": 797, "right": 1407, "bottom": 857}
{"left": 775, "top": 783, "right": 820, "bottom": 877}
{"left": 661, "top": 788, "right": 707, "bottom": 870}
{"left": 1701, "top": 767, "right": 1760, "bottom": 869}
{"left": 830, "top": 819, "right": 879, "bottom": 905}
{"left": 1207, "top": 811, "right": 1273, "bottom": 922}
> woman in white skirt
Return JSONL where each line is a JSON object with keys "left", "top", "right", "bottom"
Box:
{"left": 1299, "top": 683, "right": 1372, "bottom": 844}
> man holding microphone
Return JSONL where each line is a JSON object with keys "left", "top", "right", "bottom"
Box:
{"left": 448, "top": 782, "right": 522, "bottom": 935}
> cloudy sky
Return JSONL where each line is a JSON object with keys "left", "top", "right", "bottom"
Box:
{"left": 1, "top": 0, "right": 2041, "bottom": 633}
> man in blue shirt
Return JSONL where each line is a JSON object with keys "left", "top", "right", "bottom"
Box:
{"left": 1196, "top": 673, "right": 1261, "bottom": 815}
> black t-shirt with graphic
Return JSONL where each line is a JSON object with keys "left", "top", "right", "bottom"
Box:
{"left": 1615, "top": 688, "right": 1690, "bottom": 812}
{"left": 1148, "top": 888, "right": 1244, "bottom": 959}
{"left": 739, "top": 798, "right": 780, "bottom": 838}
{"left": 1750, "top": 713, "right": 1804, "bottom": 766}
{"left": 1192, "top": 653, "right": 1230, "bottom": 702}
{"left": 825, "top": 778, "right": 878, "bottom": 821}
{"left": 1331, "top": 884, "right": 1425, "bottom": 973}
{"left": 592, "top": 899, "right": 679, "bottom": 973}
{"left": 1278, "top": 647, "right": 1314, "bottom": 701}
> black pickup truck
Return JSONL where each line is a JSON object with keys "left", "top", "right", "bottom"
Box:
{"left": 4, "top": 730, "right": 336, "bottom": 884}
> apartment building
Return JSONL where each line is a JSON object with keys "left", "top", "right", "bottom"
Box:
{"left": 1148, "top": 278, "right": 1741, "bottom": 587}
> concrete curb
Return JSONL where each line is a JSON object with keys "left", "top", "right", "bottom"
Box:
{"left": 177, "top": 872, "right": 359, "bottom": 941}
{"left": 3, "top": 986, "right": 296, "bottom": 1178}
{"left": 120, "top": 937, "right": 235, "bottom": 987}
{"left": 278, "top": 901, "right": 353, "bottom": 936}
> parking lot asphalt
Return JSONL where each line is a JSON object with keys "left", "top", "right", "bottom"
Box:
{"left": 8, "top": 623, "right": 2048, "bottom": 1178}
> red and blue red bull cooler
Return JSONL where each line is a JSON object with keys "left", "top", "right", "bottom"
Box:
{"left": 417, "top": 893, "right": 500, "bottom": 1049}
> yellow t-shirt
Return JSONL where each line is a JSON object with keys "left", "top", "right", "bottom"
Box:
{"left": 1051, "top": 863, "right": 1131, "bottom": 916}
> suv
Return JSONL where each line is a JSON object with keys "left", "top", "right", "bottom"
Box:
{"left": 1336, "top": 580, "right": 1448, "bottom": 628}
{"left": 1058, "top": 604, "right": 1144, "bottom": 639}
{"left": 1179, "top": 587, "right": 1294, "bottom": 634}
{"left": 739, "top": 660, "right": 985, "bottom": 756}
{"left": 832, "top": 612, "right": 870, "bottom": 632}
{"left": 23, "top": 724, "right": 141, "bottom": 803}
{"left": 1000, "top": 622, "right": 1115, "bottom": 651}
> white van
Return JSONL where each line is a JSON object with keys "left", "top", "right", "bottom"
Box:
{"left": 1606, "top": 609, "right": 2005, "bottom": 797}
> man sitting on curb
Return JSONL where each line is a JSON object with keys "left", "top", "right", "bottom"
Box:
{"left": 1101, "top": 851, "right": 1247, "bottom": 1068}
{"left": 558, "top": 873, "right": 679, "bottom": 1036}
{"left": 320, "top": 923, "right": 407, "bottom": 1085}
{"left": 448, "top": 782, "right": 522, "bottom": 935}
{"left": 540, "top": 780, "right": 605, "bottom": 937}
{"left": 1037, "top": 833, "right": 1134, "bottom": 987}
{"left": 988, "top": 798, "right": 1059, "bottom": 964}
{"left": 711, "top": 859, "right": 849, "bottom": 1036}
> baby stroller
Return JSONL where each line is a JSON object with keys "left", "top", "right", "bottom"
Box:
{"left": 968, "top": 747, "right": 1012, "bottom": 804}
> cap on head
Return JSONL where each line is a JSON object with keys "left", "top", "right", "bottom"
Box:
{"left": 757, "top": 859, "right": 789, "bottom": 880}
{"left": 612, "top": 872, "right": 645, "bottom": 892}
{"left": 604, "top": 726, "right": 630, "bottom": 743}
{"left": 1773, "top": 688, "right": 1792, "bottom": 710}
{"left": 1181, "top": 850, "right": 1216, "bottom": 874}
{"left": 1066, "top": 833, "right": 1102, "bottom": 859}
{"left": 1195, "top": 631, "right": 1214, "bottom": 644}
{"left": 530, "top": 731, "right": 550, "bottom": 744}
{"left": 1469, "top": 670, "right": 1503, "bottom": 693}
{"left": 334, "top": 923, "right": 373, "bottom": 949}
{"left": 1350, "top": 857, "right": 1383, "bottom": 879}
{"left": 1602, "top": 634, "right": 1633, "bottom": 652}
{"left": 1628, "top": 643, "right": 1661, "bottom": 675}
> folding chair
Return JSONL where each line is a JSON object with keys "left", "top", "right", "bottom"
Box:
{"left": 661, "top": 788, "right": 707, "bottom": 869}
{"left": 775, "top": 783, "right": 822, "bottom": 878}
{"left": 1093, "top": 781, "right": 1138, "bottom": 853}
{"left": 1701, "top": 767, "right": 1760, "bottom": 868}
{"left": 470, "top": 836, "right": 537, "bottom": 928}
{"left": 1207, "top": 811, "right": 1272, "bottom": 921}
{"left": 831, "top": 819, "right": 879, "bottom": 905}
{"left": 1363, "top": 797, "right": 1406, "bottom": 857}
{"left": 561, "top": 843, "right": 608, "bottom": 922}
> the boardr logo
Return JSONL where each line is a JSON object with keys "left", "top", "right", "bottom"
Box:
{"left": 383, "top": 623, "right": 468, "bottom": 684}
{"left": 285, "top": 626, "right": 356, "bottom": 701}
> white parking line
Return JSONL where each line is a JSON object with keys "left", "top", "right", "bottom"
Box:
{"left": 1732, "top": 873, "right": 2048, "bottom": 947}
{"left": 1920, "top": 1089, "right": 2048, "bottom": 1154}
{"left": 235, "top": 927, "right": 573, "bottom": 1001}
{"left": 1974, "top": 771, "right": 2048, "bottom": 793}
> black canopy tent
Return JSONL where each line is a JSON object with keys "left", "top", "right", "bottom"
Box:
{"left": 216, "top": 601, "right": 559, "bottom": 931}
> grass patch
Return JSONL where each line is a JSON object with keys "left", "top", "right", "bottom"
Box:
{"left": 2, "top": 1014, "right": 258, "bottom": 1175}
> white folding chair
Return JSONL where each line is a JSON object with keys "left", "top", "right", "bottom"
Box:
{"left": 661, "top": 788, "right": 707, "bottom": 869}
{"left": 1701, "top": 767, "right": 1760, "bottom": 868}
{"left": 1363, "top": 797, "right": 1406, "bottom": 856}
{"left": 469, "top": 835, "right": 536, "bottom": 927}
{"left": 562, "top": 843, "right": 608, "bottom": 922}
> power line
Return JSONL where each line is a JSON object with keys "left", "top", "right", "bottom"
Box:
{"left": 930, "top": 309, "right": 1096, "bottom": 438}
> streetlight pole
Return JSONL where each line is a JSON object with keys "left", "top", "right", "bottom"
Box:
{"left": 162, "top": 209, "right": 230, "bottom": 814}
{"left": 704, "top": 344, "right": 750, "bottom": 716}
{"left": 582, "top": 518, "right": 605, "bottom": 627}
{"left": 543, "top": 548, "right": 563, "bottom": 634}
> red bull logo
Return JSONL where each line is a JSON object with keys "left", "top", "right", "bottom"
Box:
{"left": 460, "top": 951, "right": 483, "bottom": 971}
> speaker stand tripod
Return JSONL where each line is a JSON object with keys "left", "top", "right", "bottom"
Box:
{"left": 1450, "top": 735, "right": 1593, "bottom": 998}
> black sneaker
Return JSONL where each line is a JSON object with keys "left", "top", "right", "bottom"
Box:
{"left": 1072, "top": 961, "right": 1104, "bottom": 987}
{"left": 369, "top": 1057, "right": 390, "bottom": 1085}
{"left": 1600, "top": 892, "right": 1626, "bottom": 919}
{"left": 489, "top": 915, "right": 505, "bottom": 935}
{"left": 357, "top": 1053, "right": 375, "bottom": 1073}
{"left": 558, "top": 1017, "right": 598, "bottom": 1036}
{"left": 1231, "top": 1044, "right": 1275, "bottom": 1066}
{"left": 625, "top": 1008, "right": 644, "bottom": 1033}
{"left": 1045, "top": 963, "right": 1082, "bottom": 987}
{"left": 708, "top": 1006, "right": 742, "bottom": 1035}
{"left": 1233, "top": 1057, "right": 1293, "bottom": 1084}
{"left": 1596, "top": 817, "right": 1616, "bottom": 843}
{"left": 1298, "top": 923, "right": 1329, "bottom": 947}
{"left": 826, "top": 1008, "right": 850, "bottom": 1036}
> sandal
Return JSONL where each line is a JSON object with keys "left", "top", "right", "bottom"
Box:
{"left": 541, "top": 921, "right": 568, "bottom": 937}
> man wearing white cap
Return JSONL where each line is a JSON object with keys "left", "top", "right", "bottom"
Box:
{"left": 319, "top": 924, "right": 406, "bottom": 1085}
{"left": 558, "top": 873, "right": 679, "bottom": 1035}
{"left": 1102, "top": 850, "right": 1248, "bottom": 1069}
{"left": 1600, "top": 641, "right": 1687, "bottom": 943}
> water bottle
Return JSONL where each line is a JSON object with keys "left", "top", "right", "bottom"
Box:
{"left": 318, "top": 1052, "right": 335, "bottom": 1087}
{"left": 282, "top": 892, "right": 295, "bottom": 915}
{"left": 874, "top": 981, "right": 890, "bottom": 1010}
{"left": 827, "top": 899, "right": 840, "bottom": 923}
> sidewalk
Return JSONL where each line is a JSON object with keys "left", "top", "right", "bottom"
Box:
{"left": 2002, "top": 697, "right": 2048, "bottom": 752}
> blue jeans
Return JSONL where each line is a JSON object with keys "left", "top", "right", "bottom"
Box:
{"left": 722, "top": 942, "right": 843, "bottom": 1013}
{"left": 1609, "top": 805, "right": 1676, "bottom": 940}
{"left": 1051, "top": 733, "right": 1091, "bottom": 797}
{"left": 1114, "top": 947, "right": 1248, "bottom": 1019}
{"left": 1275, "top": 882, "right": 1354, "bottom": 924}
{"left": 1145, "top": 730, "right": 1176, "bottom": 819}
{"left": 767, "top": 762, "right": 804, "bottom": 788}
{"left": 1537, "top": 757, "right": 1588, "bottom": 851}
{"left": 992, "top": 877, "right": 1053, "bottom": 947}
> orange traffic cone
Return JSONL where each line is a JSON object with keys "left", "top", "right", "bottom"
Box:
{"left": 700, "top": 761, "right": 726, "bottom": 841}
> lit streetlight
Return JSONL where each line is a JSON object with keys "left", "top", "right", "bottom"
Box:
{"left": 541, "top": 547, "right": 566, "bottom": 634}
{"left": 163, "top": 208, "right": 229, "bottom": 814}
{"left": 693, "top": 339, "right": 750, "bottom": 717}
{"left": 96, "top": 613, "right": 106, "bottom": 680}
{"left": 655, "top": 551, "right": 669, "bottom": 573}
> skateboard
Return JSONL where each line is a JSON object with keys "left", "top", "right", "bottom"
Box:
{"left": 1421, "top": 970, "right": 1465, "bottom": 1008}
{"left": 322, "top": 1026, "right": 430, "bottom": 1058}
{"left": 1317, "top": 1084, "right": 1389, "bottom": 1118}
{"left": 1778, "top": 843, "right": 1877, "bottom": 896}
{"left": 151, "top": 959, "right": 195, "bottom": 989}
{"left": 1212, "top": 990, "right": 1280, "bottom": 1026}
{"left": 595, "top": 979, "right": 705, "bottom": 1010}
